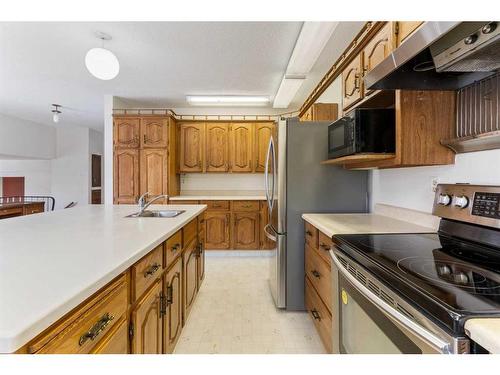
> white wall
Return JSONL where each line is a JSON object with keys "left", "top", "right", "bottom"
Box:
{"left": 316, "top": 76, "right": 342, "bottom": 105}
{"left": 180, "top": 173, "right": 263, "bottom": 191}
{"left": 0, "top": 113, "right": 56, "bottom": 159}
{"left": 371, "top": 149, "right": 500, "bottom": 213}
{"left": 104, "top": 95, "right": 114, "bottom": 205}
{"left": 0, "top": 160, "right": 52, "bottom": 196}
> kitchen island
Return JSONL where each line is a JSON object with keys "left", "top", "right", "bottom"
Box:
{"left": 0, "top": 204, "right": 206, "bottom": 354}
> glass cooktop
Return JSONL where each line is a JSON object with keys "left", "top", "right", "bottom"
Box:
{"left": 334, "top": 232, "right": 500, "bottom": 333}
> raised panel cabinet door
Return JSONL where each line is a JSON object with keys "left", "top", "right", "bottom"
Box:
{"left": 131, "top": 281, "right": 162, "bottom": 354}
{"left": 114, "top": 149, "right": 139, "bottom": 204}
{"left": 395, "top": 21, "right": 423, "bottom": 46}
{"left": 140, "top": 117, "right": 168, "bottom": 148}
{"left": 139, "top": 149, "right": 168, "bottom": 202}
{"left": 205, "top": 212, "right": 230, "bottom": 249}
{"left": 206, "top": 123, "right": 230, "bottom": 172}
{"left": 163, "top": 256, "right": 182, "bottom": 354}
{"left": 91, "top": 317, "right": 129, "bottom": 354}
{"left": 114, "top": 117, "right": 140, "bottom": 148}
{"left": 179, "top": 123, "right": 204, "bottom": 173}
{"left": 362, "top": 23, "right": 393, "bottom": 97}
{"left": 233, "top": 212, "right": 260, "bottom": 250}
{"left": 230, "top": 123, "right": 253, "bottom": 172}
{"left": 254, "top": 122, "right": 276, "bottom": 172}
{"left": 183, "top": 240, "right": 199, "bottom": 321}
{"left": 342, "top": 54, "right": 363, "bottom": 110}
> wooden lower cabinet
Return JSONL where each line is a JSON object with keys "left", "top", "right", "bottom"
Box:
{"left": 183, "top": 239, "right": 199, "bottom": 321}
{"left": 232, "top": 212, "right": 259, "bottom": 249}
{"left": 205, "top": 212, "right": 231, "bottom": 249}
{"left": 163, "top": 256, "right": 183, "bottom": 354}
{"left": 305, "top": 277, "right": 333, "bottom": 353}
{"left": 131, "top": 280, "right": 162, "bottom": 354}
{"left": 91, "top": 317, "right": 129, "bottom": 354}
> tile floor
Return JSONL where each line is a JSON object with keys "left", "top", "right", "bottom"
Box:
{"left": 174, "top": 253, "right": 326, "bottom": 354}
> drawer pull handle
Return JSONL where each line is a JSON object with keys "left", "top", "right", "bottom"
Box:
{"left": 319, "top": 243, "right": 330, "bottom": 251}
{"left": 144, "top": 263, "right": 161, "bottom": 277}
{"left": 311, "top": 309, "right": 321, "bottom": 321}
{"left": 311, "top": 270, "right": 321, "bottom": 278}
{"left": 171, "top": 243, "right": 181, "bottom": 252}
{"left": 79, "top": 313, "right": 114, "bottom": 346}
{"left": 306, "top": 230, "right": 313, "bottom": 236}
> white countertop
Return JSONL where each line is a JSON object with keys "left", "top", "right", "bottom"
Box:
{"left": 0, "top": 204, "right": 206, "bottom": 353}
{"left": 301, "top": 213, "right": 435, "bottom": 237}
{"left": 169, "top": 190, "right": 266, "bottom": 200}
{"left": 465, "top": 319, "right": 500, "bottom": 353}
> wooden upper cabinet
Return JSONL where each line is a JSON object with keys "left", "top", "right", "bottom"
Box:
{"left": 139, "top": 149, "right": 168, "bottom": 202}
{"left": 114, "top": 149, "right": 139, "bottom": 204}
{"left": 205, "top": 123, "right": 230, "bottom": 172}
{"left": 179, "top": 123, "right": 205, "bottom": 173}
{"left": 114, "top": 117, "right": 140, "bottom": 148}
{"left": 342, "top": 53, "right": 363, "bottom": 110}
{"left": 254, "top": 123, "right": 275, "bottom": 172}
{"left": 300, "top": 103, "right": 339, "bottom": 122}
{"left": 395, "top": 21, "right": 423, "bottom": 47}
{"left": 140, "top": 117, "right": 168, "bottom": 148}
{"left": 230, "top": 123, "right": 253, "bottom": 172}
{"left": 205, "top": 212, "right": 231, "bottom": 249}
{"left": 233, "top": 212, "right": 259, "bottom": 250}
{"left": 362, "top": 22, "right": 393, "bottom": 96}
{"left": 163, "top": 257, "right": 182, "bottom": 354}
{"left": 131, "top": 281, "right": 162, "bottom": 354}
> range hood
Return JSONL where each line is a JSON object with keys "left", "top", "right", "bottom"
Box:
{"left": 365, "top": 22, "right": 500, "bottom": 90}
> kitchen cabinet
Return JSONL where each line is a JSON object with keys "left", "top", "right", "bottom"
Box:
{"left": 183, "top": 239, "right": 199, "bottom": 321}
{"left": 131, "top": 280, "right": 162, "bottom": 354}
{"left": 342, "top": 53, "right": 363, "bottom": 110}
{"left": 254, "top": 123, "right": 275, "bottom": 172}
{"left": 205, "top": 123, "right": 230, "bottom": 172}
{"left": 114, "top": 149, "right": 140, "bottom": 204}
{"left": 139, "top": 149, "right": 168, "bottom": 203}
{"left": 232, "top": 212, "right": 260, "bottom": 250}
{"left": 395, "top": 21, "right": 423, "bottom": 46}
{"left": 230, "top": 123, "right": 253, "bottom": 172}
{"left": 140, "top": 117, "right": 169, "bottom": 148}
{"left": 305, "top": 277, "right": 333, "bottom": 353}
{"left": 197, "top": 213, "right": 206, "bottom": 284}
{"left": 179, "top": 123, "right": 205, "bottom": 173}
{"left": 91, "top": 317, "right": 129, "bottom": 354}
{"left": 205, "top": 212, "right": 231, "bottom": 249}
{"left": 114, "top": 117, "right": 140, "bottom": 148}
{"left": 300, "top": 103, "right": 339, "bottom": 122}
{"left": 163, "top": 256, "right": 183, "bottom": 354}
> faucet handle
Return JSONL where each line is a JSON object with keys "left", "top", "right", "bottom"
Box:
{"left": 138, "top": 192, "right": 150, "bottom": 205}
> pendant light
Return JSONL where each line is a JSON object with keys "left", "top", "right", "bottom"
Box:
{"left": 52, "top": 104, "right": 62, "bottom": 123}
{"left": 85, "top": 32, "right": 120, "bottom": 81}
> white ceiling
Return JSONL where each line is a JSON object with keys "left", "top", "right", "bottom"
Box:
{"left": 0, "top": 22, "right": 363, "bottom": 130}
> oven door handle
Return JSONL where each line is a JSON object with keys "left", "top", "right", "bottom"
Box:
{"left": 330, "top": 249, "right": 452, "bottom": 354}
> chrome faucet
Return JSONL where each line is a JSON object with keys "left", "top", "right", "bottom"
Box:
{"left": 137, "top": 192, "right": 168, "bottom": 214}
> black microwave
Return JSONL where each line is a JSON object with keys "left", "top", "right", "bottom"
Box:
{"left": 328, "top": 108, "right": 395, "bottom": 159}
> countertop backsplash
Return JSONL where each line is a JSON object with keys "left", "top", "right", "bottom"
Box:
{"left": 180, "top": 173, "right": 264, "bottom": 191}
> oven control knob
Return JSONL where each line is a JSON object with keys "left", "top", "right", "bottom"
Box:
{"left": 437, "top": 194, "right": 451, "bottom": 206}
{"left": 438, "top": 265, "right": 451, "bottom": 276}
{"left": 453, "top": 195, "right": 469, "bottom": 209}
{"left": 453, "top": 272, "right": 469, "bottom": 285}
{"left": 464, "top": 34, "right": 478, "bottom": 45}
{"left": 482, "top": 22, "right": 497, "bottom": 34}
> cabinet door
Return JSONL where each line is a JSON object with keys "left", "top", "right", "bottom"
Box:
{"left": 259, "top": 202, "right": 274, "bottom": 250}
{"left": 114, "top": 149, "right": 140, "bottom": 204}
{"left": 362, "top": 23, "right": 393, "bottom": 97}
{"left": 233, "top": 212, "right": 260, "bottom": 249}
{"left": 91, "top": 317, "right": 129, "bottom": 354}
{"left": 183, "top": 240, "right": 199, "bottom": 321}
{"left": 230, "top": 123, "right": 253, "bottom": 172}
{"left": 197, "top": 236, "right": 205, "bottom": 285}
{"left": 139, "top": 149, "right": 168, "bottom": 202}
{"left": 395, "top": 21, "right": 423, "bottom": 46}
{"left": 206, "top": 123, "right": 230, "bottom": 172}
{"left": 342, "top": 54, "right": 363, "bottom": 110}
{"left": 131, "top": 281, "right": 162, "bottom": 354}
{"left": 114, "top": 117, "right": 140, "bottom": 148}
{"left": 179, "top": 123, "right": 204, "bottom": 173}
{"left": 205, "top": 212, "right": 230, "bottom": 249}
{"left": 254, "top": 123, "right": 276, "bottom": 172}
{"left": 163, "top": 256, "right": 182, "bottom": 354}
{"left": 141, "top": 117, "right": 168, "bottom": 148}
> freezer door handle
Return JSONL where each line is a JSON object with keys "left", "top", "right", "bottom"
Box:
{"left": 264, "top": 223, "right": 277, "bottom": 243}
{"left": 264, "top": 136, "right": 275, "bottom": 214}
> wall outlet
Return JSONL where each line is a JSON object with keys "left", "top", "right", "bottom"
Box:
{"left": 431, "top": 177, "right": 440, "bottom": 192}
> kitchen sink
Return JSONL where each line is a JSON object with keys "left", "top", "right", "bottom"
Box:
{"left": 126, "top": 210, "right": 185, "bottom": 218}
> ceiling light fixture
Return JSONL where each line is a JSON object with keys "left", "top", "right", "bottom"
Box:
{"left": 85, "top": 32, "right": 120, "bottom": 81}
{"left": 51, "top": 104, "right": 62, "bottom": 123}
{"left": 186, "top": 96, "right": 270, "bottom": 107}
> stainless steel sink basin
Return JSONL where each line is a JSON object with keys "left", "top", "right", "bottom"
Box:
{"left": 126, "top": 210, "right": 185, "bottom": 218}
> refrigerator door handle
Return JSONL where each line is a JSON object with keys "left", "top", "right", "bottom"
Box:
{"left": 264, "top": 137, "right": 272, "bottom": 206}
{"left": 264, "top": 224, "right": 277, "bottom": 243}
{"left": 264, "top": 136, "right": 275, "bottom": 213}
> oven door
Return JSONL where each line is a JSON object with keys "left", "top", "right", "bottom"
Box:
{"left": 328, "top": 117, "right": 355, "bottom": 159}
{"left": 330, "top": 249, "right": 461, "bottom": 354}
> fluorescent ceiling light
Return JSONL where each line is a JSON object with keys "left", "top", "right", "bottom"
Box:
{"left": 186, "top": 96, "right": 270, "bottom": 106}
{"left": 272, "top": 76, "right": 305, "bottom": 109}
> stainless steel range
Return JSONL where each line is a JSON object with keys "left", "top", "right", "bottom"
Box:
{"left": 330, "top": 184, "right": 500, "bottom": 354}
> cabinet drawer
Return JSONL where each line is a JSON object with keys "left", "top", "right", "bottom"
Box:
{"left": 304, "top": 222, "right": 318, "bottom": 249}
{"left": 202, "top": 200, "right": 230, "bottom": 211}
{"left": 31, "top": 275, "right": 128, "bottom": 354}
{"left": 305, "top": 277, "right": 332, "bottom": 353}
{"left": 305, "top": 244, "right": 332, "bottom": 313}
{"left": 90, "top": 317, "right": 129, "bottom": 354}
{"left": 165, "top": 230, "right": 182, "bottom": 269}
{"left": 0, "top": 206, "right": 23, "bottom": 218}
{"left": 132, "top": 245, "right": 163, "bottom": 301}
{"left": 183, "top": 218, "right": 198, "bottom": 248}
{"left": 24, "top": 202, "right": 45, "bottom": 215}
{"left": 232, "top": 200, "right": 259, "bottom": 211}
{"left": 317, "top": 232, "right": 333, "bottom": 266}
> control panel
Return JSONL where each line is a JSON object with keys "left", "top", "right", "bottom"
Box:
{"left": 433, "top": 184, "right": 500, "bottom": 229}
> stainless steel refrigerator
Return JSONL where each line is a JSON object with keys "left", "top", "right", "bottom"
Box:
{"left": 264, "top": 117, "right": 369, "bottom": 310}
